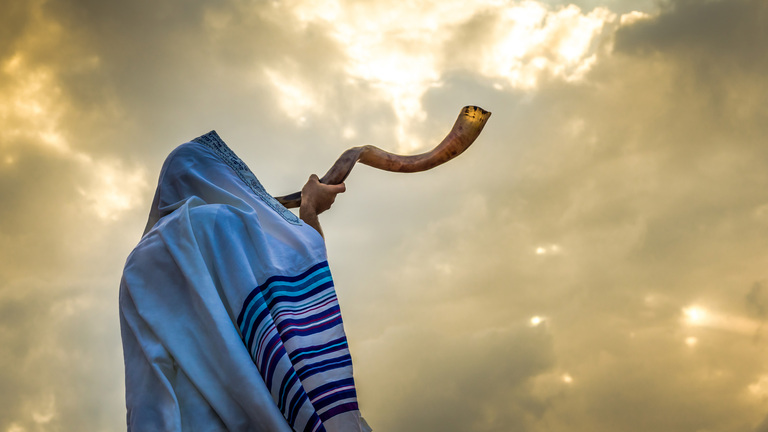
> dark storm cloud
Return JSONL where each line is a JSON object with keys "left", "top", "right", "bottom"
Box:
{"left": 747, "top": 282, "right": 767, "bottom": 320}
{"left": 0, "top": 0, "right": 35, "bottom": 61}
{"left": 614, "top": 0, "right": 768, "bottom": 137}
{"left": 615, "top": 0, "right": 768, "bottom": 72}
{"left": 746, "top": 281, "right": 768, "bottom": 343}
{"left": 756, "top": 415, "right": 768, "bottom": 432}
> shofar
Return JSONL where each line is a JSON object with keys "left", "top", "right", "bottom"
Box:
{"left": 275, "top": 105, "right": 492, "bottom": 208}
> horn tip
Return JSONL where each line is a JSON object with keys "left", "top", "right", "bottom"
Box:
{"left": 462, "top": 105, "right": 492, "bottom": 118}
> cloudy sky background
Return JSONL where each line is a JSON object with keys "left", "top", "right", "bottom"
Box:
{"left": 2, "top": 0, "right": 768, "bottom": 430}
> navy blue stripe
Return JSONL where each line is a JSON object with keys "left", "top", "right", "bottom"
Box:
{"left": 265, "top": 345, "right": 287, "bottom": 389}
{"left": 238, "top": 284, "right": 265, "bottom": 327}
{"left": 302, "top": 414, "right": 325, "bottom": 432}
{"left": 281, "top": 317, "right": 343, "bottom": 343}
{"left": 264, "top": 280, "right": 334, "bottom": 311}
{"left": 320, "top": 402, "right": 359, "bottom": 422}
{"left": 304, "top": 359, "right": 353, "bottom": 380}
{"left": 237, "top": 261, "right": 330, "bottom": 326}
{"left": 262, "top": 271, "right": 332, "bottom": 306}
{"left": 245, "top": 305, "right": 271, "bottom": 351}
{"left": 261, "top": 261, "right": 330, "bottom": 286}
{"left": 278, "top": 370, "right": 301, "bottom": 412}
{"left": 315, "top": 388, "right": 357, "bottom": 410}
{"left": 307, "top": 377, "right": 356, "bottom": 401}
{"left": 266, "top": 269, "right": 332, "bottom": 295}
{"left": 296, "top": 355, "right": 353, "bottom": 379}
{"left": 287, "top": 388, "right": 310, "bottom": 426}
{"left": 239, "top": 272, "right": 334, "bottom": 346}
{"left": 262, "top": 261, "right": 329, "bottom": 286}
{"left": 275, "top": 304, "right": 341, "bottom": 330}
{"left": 240, "top": 274, "right": 332, "bottom": 333}
{"left": 290, "top": 337, "right": 348, "bottom": 363}
{"left": 259, "top": 333, "right": 282, "bottom": 374}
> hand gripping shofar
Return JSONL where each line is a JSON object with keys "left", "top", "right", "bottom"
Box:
{"left": 275, "top": 105, "right": 492, "bottom": 208}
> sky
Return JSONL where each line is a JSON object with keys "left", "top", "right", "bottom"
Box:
{"left": 1, "top": 0, "right": 767, "bottom": 430}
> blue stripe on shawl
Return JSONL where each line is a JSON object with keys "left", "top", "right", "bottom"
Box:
{"left": 296, "top": 355, "right": 353, "bottom": 379}
{"left": 236, "top": 261, "right": 330, "bottom": 326}
{"left": 239, "top": 273, "right": 332, "bottom": 333}
{"left": 320, "top": 402, "right": 360, "bottom": 422}
{"left": 275, "top": 304, "right": 341, "bottom": 329}
{"left": 277, "top": 369, "right": 300, "bottom": 412}
{"left": 306, "top": 377, "right": 356, "bottom": 402}
{"left": 303, "top": 415, "right": 325, "bottom": 432}
{"left": 236, "top": 261, "right": 358, "bottom": 431}
{"left": 289, "top": 337, "right": 349, "bottom": 363}
{"left": 280, "top": 317, "right": 344, "bottom": 343}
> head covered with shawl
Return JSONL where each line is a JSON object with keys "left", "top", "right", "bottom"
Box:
{"left": 120, "top": 131, "right": 369, "bottom": 431}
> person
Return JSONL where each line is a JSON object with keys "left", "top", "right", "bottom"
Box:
{"left": 119, "top": 130, "right": 371, "bottom": 431}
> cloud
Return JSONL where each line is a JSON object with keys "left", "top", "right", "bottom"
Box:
{"left": 756, "top": 414, "right": 768, "bottom": 432}
{"left": 615, "top": 0, "right": 768, "bottom": 72}
{"left": 329, "top": 1, "right": 768, "bottom": 430}
{"left": 747, "top": 282, "right": 768, "bottom": 320}
{"left": 2, "top": 0, "right": 768, "bottom": 431}
{"left": 276, "top": 0, "right": 629, "bottom": 151}
{"left": 354, "top": 324, "right": 555, "bottom": 431}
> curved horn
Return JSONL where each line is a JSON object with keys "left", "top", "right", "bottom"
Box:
{"left": 275, "top": 105, "right": 491, "bottom": 208}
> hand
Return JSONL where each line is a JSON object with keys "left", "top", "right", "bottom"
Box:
{"left": 299, "top": 175, "right": 346, "bottom": 238}
{"left": 300, "top": 174, "right": 346, "bottom": 216}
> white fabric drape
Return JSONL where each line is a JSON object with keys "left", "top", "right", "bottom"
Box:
{"left": 120, "top": 131, "right": 370, "bottom": 432}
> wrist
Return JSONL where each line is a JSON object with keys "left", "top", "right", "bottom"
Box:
{"left": 299, "top": 202, "right": 323, "bottom": 238}
{"left": 299, "top": 199, "right": 316, "bottom": 217}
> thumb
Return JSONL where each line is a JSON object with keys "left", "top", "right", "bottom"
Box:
{"left": 330, "top": 182, "right": 346, "bottom": 193}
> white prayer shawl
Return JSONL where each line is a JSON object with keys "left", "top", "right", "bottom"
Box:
{"left": 120, "top": 131, "right": 370, "bottom": 432}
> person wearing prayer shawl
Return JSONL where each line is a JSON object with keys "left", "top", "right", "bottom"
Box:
{"left": 119, "top": 130, "right": 372, "bottom": 431}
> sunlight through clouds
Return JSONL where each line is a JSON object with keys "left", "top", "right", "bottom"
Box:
{"left": 479, "top": 3, "right": 614, "bottom": 88}
{"left": 0, "top": 54, "right": 71, "bottom": 154}
{"left": 0, "top": 53, "right": 149, "bottom": 222}
{"left": 30, "top": 394, "right": 55, "bottom": 424}
{"left": 683, "top": 306, "right": 708, "bottom": 325}
{"left": 682, "top": 305, "right": 760, "bottom": 336}
{"left": 536, "top": 244, "right": 562, "bottom": 255}
{"left": 77, "top": 158, "right": 149, "bottom": 221}
{"left": 3, "top": 0, "right": 768, "bottom": 430}
{"left": 280, "top": 0, "right": 629, "bottom": 151}
{"left": 264, "top": 68, "right": 319, "bottom": 126}
{"left": 749, "top": 375, "right": 768, "bottom": 399}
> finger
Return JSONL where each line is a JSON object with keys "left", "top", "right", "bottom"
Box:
{"left": 330, "top": 182, "right": 346, "bottom": 193}
{"left": 309, "top": 174, "right": 320, "bottom": 182}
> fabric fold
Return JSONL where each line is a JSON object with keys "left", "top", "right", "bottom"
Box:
{"left": 120, "top": 131, "right": 369, "bottom": 431}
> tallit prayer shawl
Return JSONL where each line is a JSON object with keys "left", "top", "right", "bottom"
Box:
{"left": 120, "top": 131, "right": 370, "bottom": 431}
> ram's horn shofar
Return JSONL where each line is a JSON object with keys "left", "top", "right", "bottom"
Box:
{"left": 275, "top": 105, "right": 492, "bottom": 208}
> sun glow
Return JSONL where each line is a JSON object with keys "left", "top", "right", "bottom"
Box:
{"left": 749, "top": 375, "right": 768, "bottom": 398}
{"left": 683, "top": 306, "right": 707, "bottom": 325}
{"left": 264, "top": 69, "right": 319, "bottom": 126}
{"left": 78, "top": 159, "right": 149, "bottom": 221}
{"left": 2, "top": 53, "right": 148, "bottom": 222}
{"left": 536, "top": 244, "right": 562, "bottom": 255}
{"left": 278, "top": 0, "right": 620, "bottom": 150}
